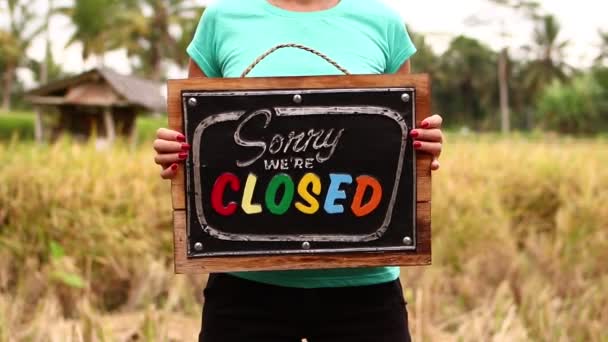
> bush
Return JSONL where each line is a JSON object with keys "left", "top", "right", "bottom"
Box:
{"left": 0, "top": 111, "right": 35, "bottom": 140}
{"left": 536, "top": 74, "right": 607, "bottom": 134}
{"left": 0, "top": 111, "right": 167, "bottom": 144}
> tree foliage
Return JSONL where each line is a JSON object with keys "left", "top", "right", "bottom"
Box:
{"left": 432, "top": 36, "right": 499, "bottom": 128}
{"left": 0, "top": 0, "right": 43, "bottom": 110}
{"left": 537, "top": 73, "right": 607, "bottom": 133}
{"left": 597, "top": 30, "right": 608, "bottom": 66}
{"left": 521, "top": 15, "right": 570, "bottom": 100}
{"left": 114, "top": 0, "right": 203, "bottom": 80}
{"left": 56, "top": 0, "right": 125, "bottom": 60}
{"left": 1, "top": 0, "right": 606, "bottom": 134}
{"left": 53, "top": 0, "right": 202, "bottom": 80}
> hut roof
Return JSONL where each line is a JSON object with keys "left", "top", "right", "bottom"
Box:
{"left": 27, "top": 67, "right": 166, "bottom": 113}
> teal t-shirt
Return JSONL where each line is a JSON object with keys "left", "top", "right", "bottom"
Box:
{"left": 187, "top": 0, "right": 417, "bottom": 288}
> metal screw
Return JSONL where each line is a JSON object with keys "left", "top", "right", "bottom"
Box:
{"left": 401, "top": 93, "right": 411, "bottom": 103}
{"left": 302, "top": 242, "right": 311, "bottom": 250}
{"left": 402, "top": 237, "right": 413, "bottom": 246}
{"left": 293, "top": 94, "right": 303, "bottom": 104}
{"left": 194, "top": 242, "right": 204, "bottom": 252}
{"left": 188, "top": 97, "right": 198, "bottom": 107}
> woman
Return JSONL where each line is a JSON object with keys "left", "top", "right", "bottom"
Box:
{"left": 154, "top": 0, "right": 443, "bottom": 341}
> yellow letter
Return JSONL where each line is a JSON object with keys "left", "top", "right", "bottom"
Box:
{"left": 295, "top": 173, "right": 321, "bottom": 214}
{"left": 242, "top": 173, "right": 262, "bottom": 214}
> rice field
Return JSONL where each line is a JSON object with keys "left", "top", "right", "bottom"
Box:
{"left": 0, "top": 132, "right": 607, "bottom": 341}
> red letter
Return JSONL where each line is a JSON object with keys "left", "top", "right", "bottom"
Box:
{"left": 211, "top": 173, "right": 240, "bottom": 216}
{"left": 351, "top": 176, "right": 382, "bottom": 217}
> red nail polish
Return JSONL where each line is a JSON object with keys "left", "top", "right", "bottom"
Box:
{"left": 179, "top": 152, "right": 188, "bottom": 160}
{"left": 414, "top": 141, "right": 422, "bottom": 149}
{"left": 410, "top": 130, "right": 419, "bottom": 138}
{"left": 176, "top": 134, "right": 186, "bottom": 142}
{"left": 181, "top": 143, "right": 191, "bottom": 151}
{"left": 171, "top": 164, "right": 178, "bottom": 171}
{"left": 421, "top": 121, "right": 430, "bottom": 128}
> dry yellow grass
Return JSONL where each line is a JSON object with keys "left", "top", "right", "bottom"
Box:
{"left": 404, "top": 135, "right": 608, "bottom": 341}
{"left": 0, "top": 135, "right": 607, "bottom": 341}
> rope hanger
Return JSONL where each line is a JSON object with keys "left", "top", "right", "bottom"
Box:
{"left": 241, "top": 43, "right": 351, "bottom": 78}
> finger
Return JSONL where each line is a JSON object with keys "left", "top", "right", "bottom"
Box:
{"left": 410, "top": 128, "right": 443, "bottom": 143}
{"left": 155, "top": 152, "right": 188, "bottom": 166}
{"left": 431, "top": 157, "right": 441, "bottom": 171}
{"left": 154, "top": 139, "right": 190, "bottom": 154}
{"left": 160, "top": 163, "right": 179, "bottom": 180}
{"left": 157, "top": 128, "right": 186, "bottom": 142}
{"left": 420, "top": 114, "right": 443, "bottom": 129}
{"left": 413, "top": 141, "right": 442, "bottom": 157}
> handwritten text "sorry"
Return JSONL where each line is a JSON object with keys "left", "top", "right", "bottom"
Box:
{"left": 234, "top": 109, "right": 345, "bottom": 168}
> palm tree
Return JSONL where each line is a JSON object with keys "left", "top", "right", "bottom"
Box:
{"left": 174, "top": 6, "right": 206, "bottom": 67}
{"left": 596, "top": 30, "right": 608, "bottom": 66}
{"left": 40, "top": 0, "right": 55, "bottom": 84}
{"left": 521, "top": 15, "right": 570, "bottom": 99}
{"left": 28, "top": 53, "right": 66, "bottom": 85}
{"left": 56, "top": 0, "right": 124, "bottom": 63}
{"left": 439, "top": 36, "right": 498, "bottom": 127}
{"left": 115, "top": 0, "right": 201, "bottom": 80}
{"left": 0, "top": 0, "right": 42, "bottom": 111}
{"left": 0, "top": 30, "right": 20, "bottom": 111}
{"left": 482, "top": 0, "right": 541, "bottom": 132}
{"left": 57, "top": 0, "right": 201, "bottom": 78}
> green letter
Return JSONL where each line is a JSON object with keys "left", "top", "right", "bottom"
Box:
{"left": 265, "top": 173, "right": 295, "bottom": 215}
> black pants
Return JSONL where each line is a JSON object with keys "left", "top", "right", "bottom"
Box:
{"left": 199, "top": 273, "right": 411, "bottom": 342}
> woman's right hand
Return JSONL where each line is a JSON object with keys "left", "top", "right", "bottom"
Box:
{"left": 153, "top": 128, "right": 191, "bottom": 179}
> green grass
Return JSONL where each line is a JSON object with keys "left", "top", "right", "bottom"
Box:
{"left": 135, "top": 115, "right": 168, "bottom": 143}
{"left": 0, "top": 110, "right": 167, "bottom": 144}
{"left": 3, "top": 110, "right": 607, "bottom": 144}
{"left": 0, "top": 111, "right": 36, "bottom": 140}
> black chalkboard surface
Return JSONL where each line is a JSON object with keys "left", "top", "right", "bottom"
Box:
{"left": 183, "top": 88, "right": 416, "bottom": 257}
{"left": 168, "top": 74, "right": 432, "bottom": 273}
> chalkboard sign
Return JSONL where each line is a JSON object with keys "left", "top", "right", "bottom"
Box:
{"left": 168, "top": 75, "right": 432, "bottom": 273}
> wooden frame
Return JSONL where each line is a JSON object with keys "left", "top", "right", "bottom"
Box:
{"left": 167, "top": 74, "right": 432, "bottom": 273}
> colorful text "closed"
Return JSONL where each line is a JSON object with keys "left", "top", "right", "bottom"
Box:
{"left": 211, "top": 173, "right": 383, "bottom": 217}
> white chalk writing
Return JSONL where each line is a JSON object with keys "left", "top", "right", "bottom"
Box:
{"left": 235, "top": 109, "right": 345, "bottom": 168}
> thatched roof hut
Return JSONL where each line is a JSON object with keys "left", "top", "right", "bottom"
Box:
{"left": 26, "top": 68, "right": 166, "bottom": 144}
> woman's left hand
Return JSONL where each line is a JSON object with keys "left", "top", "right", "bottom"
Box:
{"left": 410, "top": 114, "right": 443, "bottom": 171}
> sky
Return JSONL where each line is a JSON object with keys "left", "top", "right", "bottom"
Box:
{"left": 383, "top": 0, "right": 607, "bottom": 64}
{"left": 2, "top": 0, "right": 606, "bottom": 86}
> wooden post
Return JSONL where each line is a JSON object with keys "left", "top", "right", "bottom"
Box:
{"left": 498, "top": 48, "right": 510, "bottom": 134}
{"left": 103, "top": 107, "right": 116, "bottom": 144}
{"left": 126, "top": 110, "right": 138, "bottom": 148}
{"left": 129, "top": 121, "right": 138, "bottom": 149}
{"left": 34, "top": 107, "right": 44, "bottom": 143}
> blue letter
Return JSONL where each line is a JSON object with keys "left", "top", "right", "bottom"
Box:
{"left": 324, "top": 174, "right": 353, "bottom": 214}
